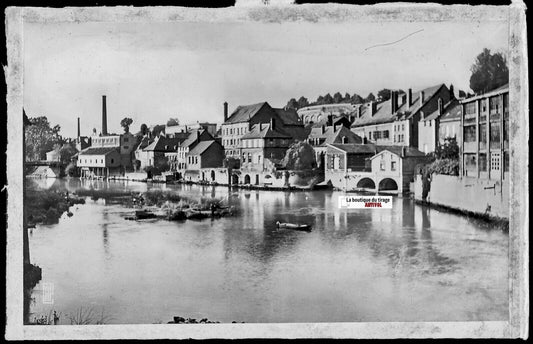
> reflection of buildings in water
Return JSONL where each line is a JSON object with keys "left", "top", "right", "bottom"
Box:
{"left": 102, "top": 211, "right": 110, "bottom": 256}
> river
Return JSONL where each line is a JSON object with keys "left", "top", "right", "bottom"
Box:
{"left": 27, "top": 178, "right": 509, "bottom": 324}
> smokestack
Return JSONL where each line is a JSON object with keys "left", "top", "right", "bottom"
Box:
{"left": 77, "top": 117, "right": 80, "bottom": 138}
{"left": 407, "top": 88, "right": 413, "bottom": 107}
{"left": 419, "top": 91, "right": 425, "bottom": 107}
{"left": 102, "top": 95, "right": 108, "bottom": 135}
{"left": 223, "top": 102, "right": 228, "bottom": 122}
{"left": 390, "top": 90, "right": 395, "bottom": 114}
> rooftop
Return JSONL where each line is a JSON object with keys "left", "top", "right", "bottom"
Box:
{"left": 188, "top": 140, "right": 220, "bottom": 156}
{"left": 350, "top": 84, "right": 447, "bottom": 128}
{"left": 241, "top": 123, "right": 292, "bottom": 140}
{"left": 79, "top": 147, "right": 118, "bottom": 156}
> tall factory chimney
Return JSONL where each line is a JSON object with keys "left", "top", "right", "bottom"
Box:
{"left": 102, "top": 95, "right": 108, "bottom": 135}
{"left": 77, "top": 117, "right": 80, "bottom": 138}
{"left": 223, "top": 102, "right": 228, "bottom": 122}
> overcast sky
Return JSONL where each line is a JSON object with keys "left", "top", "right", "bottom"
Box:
{"left": 23, "top": 19, "right": 508, "bottom": 137}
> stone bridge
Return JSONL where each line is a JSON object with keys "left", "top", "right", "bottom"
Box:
{"left": 325, "top": 171, "right": 404, "bottom": 194}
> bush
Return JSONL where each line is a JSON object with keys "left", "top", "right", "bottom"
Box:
{"left": 282, "top": 141, "right": 317, "bottom": 170}
{"left": 426, "top": 158, "right": 459, "bottom": 176}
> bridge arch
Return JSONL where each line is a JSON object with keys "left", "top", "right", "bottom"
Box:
{"left": 357, "top": 177, "right": 376, "bottom": 189}
{"left": 378, "top": 178, "right": 398, "bottom": 191}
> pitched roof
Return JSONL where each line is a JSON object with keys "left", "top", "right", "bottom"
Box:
{"left": 328, "top": 143, "right": 427, "bottom": 158}
{"left": 308, "top": 125, "right": 362, "bottom": 145}
{"left": 425, "top": 98, "right": 461, "bottom": 122}
{"left": 241, "top": 123, "right": 292, "bottom": 139}
{"left": 180, "top": 129, "right": 210, "bottom": 148}
{"left": 273, "top": 108, "right": 301, "bottom": 125}
{"left": 350, "top": 84, "right": 447, "bottom": 128}
{"left": 374, "top": 145, "right": 427, "bottom": 158}
{"left": 328, "top": 143, "right": 378, "bottom": 154}
{"left": 79, "top": 147, "right": 119, "bottom": 156}
{"left": 188, "top": 140, "right": 220, "bottom": 156}
{"left": 143, "top": 136, "right": 184, "bottom": 152}
{"left": 225, "top": 102, "right": 270, "bottom": 124}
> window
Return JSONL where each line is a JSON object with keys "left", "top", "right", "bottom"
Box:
{"left": 490, "top": 122, "right": 501, "bottom": 149}
{"left": 383, "top": 130, "right": 389, "bottom": 139}
{"left": 391, "top": 161, "right": 397, "bottom": 171}
{"left": 429, "top": 121, "right": 432, "bottom": 127}
{"left": 380, "top": 160, "right": 386, "bottom": 171}
{"left": 247, "top": 153, "right": 252, "bottom": 163}
{"left": 465, "top": 102, "right": 476, "bottom": 115}
{"left": 464, "top": 125, "right": 476, "bottom": 142}
{"left": 111, "top": 158, "right": 114, "bottom": 164}
{"left": 479, "top": 153, "right": 487, "bottom": 172}
{"left": 124, "top": 138, "right": 129, "bottom": 142}
{"left": 489, "top": 96, "right": 500, "bottom": 113}
{"left": 402, "top": 124, "right": 405, "bottom": 131}
{"left": 101, "top": 159, "right": 103, "bottom": 163}
{"left": 124, "top": 146, "right": 129, "bottom": 149}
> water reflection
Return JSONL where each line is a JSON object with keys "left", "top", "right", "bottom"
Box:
{"left": 27, "top": 179, "right": 509, "bottom": 323}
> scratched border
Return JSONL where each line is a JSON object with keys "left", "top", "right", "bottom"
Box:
{"left": 5, "top": 2, "right": 528, "bottom": 339}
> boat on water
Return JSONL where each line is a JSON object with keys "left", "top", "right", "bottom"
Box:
{"left": 275, "top": 221, "right": 312, "bottom": 231}
{"left": 124, "top": 209, "right": 157, "bottom": 221}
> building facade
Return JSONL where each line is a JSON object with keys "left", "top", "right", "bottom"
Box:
{"left": 460, "top": 84, "right": 509, "bottom": 180}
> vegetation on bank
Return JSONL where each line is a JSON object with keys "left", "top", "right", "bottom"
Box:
{"left": 25, "top": 187, "right": 85, "bottom": 225}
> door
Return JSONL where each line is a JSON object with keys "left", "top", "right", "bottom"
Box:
{"left": 490, "top": 152, "right": 501, "bottom": 180}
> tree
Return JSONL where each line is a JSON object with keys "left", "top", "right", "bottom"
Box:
{"left": 285, "top": 98, "right": 299, "bottom": 110}
{"left": 120, "top": 117, "right": 133, "bottom": 133}
{"left": 297, "top": 96, "right": 309, "bottom": 108}
{"left": 343, "top": 92, "right": 351, "bottom": 102}
{"left": 434, "top": 137, "right": 459, "bottom": 160}
{"left": 333, "top": 92, "right": 343, "bottom": 104}
{"left": 58, "top": 143, "right": 78, "bottom": 164}
{"left": 350, "top": 93, "right": 364, "bottom": 104}
{"left": 281, "top": 141, "right": 317, "bottom": 170}
{"left": 323, "top": 93, "right": 333, "bottom": 104}
{"left": 166, "top": 118, "right": 180, "bottom": 127}
{"left": 365, "top": 93, "right": 376, "bottom": 102}
{"left": 469, "top": 48, "right": 509, "bottom": 94}
{"left": 140, "top": 123, "right": 148, "bottom": 136}
{"left": 377, "top": 89, "right": 392, "bottom": 102}
{"left": 151, "top": 124, "right": 166, "bottom": 137}
{"left": 316, "top": 95, "right": 325, "bottom": 105}
{"left": 25, "top": 116, "right": 61, "bottom": 161}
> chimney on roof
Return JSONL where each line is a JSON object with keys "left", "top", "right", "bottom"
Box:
{"left": 369, "top": 101, "right": 377, "bottom": 116}
{"left": 449, "top": 84, "right": 455, "bottom": 100}
{"left": 419, "top": 91, "right": 425, "bottom": 106}
{"left": 77, "top": 117, "right": 80, "bottom": 138}
{"left": 438, "top": 98, "right": 443, "bottom": 116}
{"left": 223, "top": 102, "right": 228, "bottom": 122}
{"left": 390, "top": 90, "right": 396, "bottom": 114}
{"left": 102, "top": 95, "right": 108, "bottom": 135}
{"left": 408, "top": 88, "right": 413, "bottom": 107}
{"left": 270, "top": 117, "right": 276, "bottom": 130}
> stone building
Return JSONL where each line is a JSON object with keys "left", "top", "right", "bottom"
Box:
{"left": 351, "top": 84, "right": 452, "bottom": 148}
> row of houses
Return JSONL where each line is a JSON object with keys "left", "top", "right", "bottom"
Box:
{"left": 74, "top": 83, "right": 509, "bottom": 193}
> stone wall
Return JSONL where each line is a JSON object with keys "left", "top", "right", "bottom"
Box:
{"left": 413, "top": 174, "right": 509, "bottom": 218}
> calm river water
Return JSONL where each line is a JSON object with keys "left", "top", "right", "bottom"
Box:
{"left": 27, "top": 178, "right": 508, "bottom": 324}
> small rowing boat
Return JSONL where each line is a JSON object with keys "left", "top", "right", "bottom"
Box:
{"left": 276, "top": 221, "right": 312, "bottom": 231}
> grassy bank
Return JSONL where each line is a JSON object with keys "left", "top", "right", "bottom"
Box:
{"left": 25, "top": 187, "right": 85, "bottom": 225}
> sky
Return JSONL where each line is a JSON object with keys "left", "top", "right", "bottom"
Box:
{"left": 23, "top": 18, "right": 508, "bottom": 138}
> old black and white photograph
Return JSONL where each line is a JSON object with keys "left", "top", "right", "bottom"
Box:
{"left": 5, "top": 1, "right": 528, "bottom": 340}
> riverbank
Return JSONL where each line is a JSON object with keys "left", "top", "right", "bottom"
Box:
{"left": 25, "top": 187, "right": 86, "bottom": 226}
{"left": 413, "top": 199, "right": 509, "bottom": 231}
